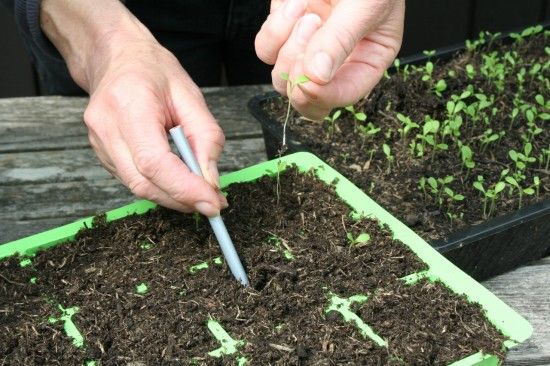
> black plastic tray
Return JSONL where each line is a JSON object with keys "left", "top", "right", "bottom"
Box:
{"left": 247, "top": 29, "right": 550, "bottom": 281}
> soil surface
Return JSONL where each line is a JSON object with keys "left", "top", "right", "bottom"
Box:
{"left": 1, "top": 168, "right": 506, "bottom": 365}
{"left": 262, "top": 31, "right": 549, "bottom": 242}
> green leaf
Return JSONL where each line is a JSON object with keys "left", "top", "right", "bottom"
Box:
{"left": 355, "top": 233, "right": 371, "bottom": 244}
{"left": 454, "top": 194, "right": 465, "bottom": 201}
{"left": 280, "top": 72, "right": 289, "bottom": 81}
{"left": 446, "top": 101, "right": 455, "bottom": 115}
{"left": 443, "top": 176, "right": 454, "bottom": 184}
{"left": 435, "top": 79, "right": 447, "bottom": 92}
{"left": 535, "top": 94, "right": 544, "bottom": 106}
{"left": 294, "top": 74, "right": 310, "bottom": 85}
{"left": 473, "top": 181, "right": 484, "bottom": 192}
{"left": 345, "top": 105, "right": 354, "bottom": 112}
{"left": 494, "top": 182, "right": 506, "bottom": 194}
{"left": 355, "top": 112, "right": 367, "bottom": 121}
{"left": 523, "top": 187, "right": 535, "bottom": 195}
{"left": 505, "top": 176, "right": 518, "bottom": 186}
{"left": 382, "top": 144, "right": 391, "bottom": 156}
{"left": 427, "top": 177, "right": 438, "bottom": 190}
{"left": 524, "top": 143, "right": 532, "bottom": 156}
{"left": 333, "top": 110, "right": 342, "bottom": 120}
{"left": 508, "top": 150, "right": 518, "bottom": 161}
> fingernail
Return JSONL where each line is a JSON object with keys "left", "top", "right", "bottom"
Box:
{"left": 208, "top": 160, "right": 220, "bottom": 188}
{"left": 218, "top": 192, "right": 229, "bottom": 209}
{"left": 297, "top": 14, "right": 320, "bottom": 45}
{"left": 195, "top": 201, "right": 219, "bottom": 217}
{"left": 285, "top": 0, "right": 305, "bottom": 19}
{"left": 312, "top": 51, "right": 333, "bottom": 83}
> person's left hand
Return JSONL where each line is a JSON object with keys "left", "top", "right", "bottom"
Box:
{"left": 255, "top": 0, "right": 405, "bottom": 120}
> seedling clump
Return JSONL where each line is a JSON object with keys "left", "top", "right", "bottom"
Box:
{"left": 265, "top": 25, "right": 548, "bottom": 241}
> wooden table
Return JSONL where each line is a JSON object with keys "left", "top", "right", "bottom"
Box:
{"left": 1, "top": 85, "right": 548, "bottom": 365}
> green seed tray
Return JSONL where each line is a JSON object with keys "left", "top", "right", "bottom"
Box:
{"left": 0, "top": 152, "right": 532, "bottom": 365}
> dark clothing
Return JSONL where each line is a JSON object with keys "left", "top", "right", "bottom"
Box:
{"left": 3, "top": 0, "right": 271, "bottom": 95}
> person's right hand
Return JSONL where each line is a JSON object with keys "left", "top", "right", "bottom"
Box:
{"left": 40, "top": 0, "right": 227, "bottom": 217}
{"left": 83, "top": 37, "right": 227, "bottom": 216}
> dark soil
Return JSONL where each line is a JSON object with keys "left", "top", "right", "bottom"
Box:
{"left": 1, "top": 168, "right": 506, "bottom": 365}
{"left": 262, "top": 31, "right": 549, "bottom": 242}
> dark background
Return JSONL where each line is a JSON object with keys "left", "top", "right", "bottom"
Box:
{"left": 1, "top": 0, "right": 549, "bottom": 98}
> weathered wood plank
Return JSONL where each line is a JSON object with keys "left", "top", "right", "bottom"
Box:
{"left": 0, "top": 85, "right": 271, "bottom": 153}
{"left": 0, "top": 138, "right": 267, "bottom": 185}
{"left": 483, "top": 260, "right": 550, "bottom": 365}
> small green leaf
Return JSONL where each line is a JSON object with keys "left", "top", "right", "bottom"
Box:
{"left": 294, "top": 74, "right": 310, "bottom": 85}
{"left": 494, "top": 182, "right": 506, "bottom": 194}
{"left": 355, "top": 233, "right": 371, "bottom": 244}
{"left": 473, "top": 181, "right": 484, "bottom": 192}
{"left": 383, "top": 144, "right": 391, "bottom": 156}
{"left": 280, "top": 72, "right": 289, "bottom": 81}
{"left": 523, "top": 187, "right": 535, "bottom": 195}
{"left": 355, "top": 112, "right": 367, "bottom": 121}
{"left": 505, "top": 176, "right": 517, "bottom": 186}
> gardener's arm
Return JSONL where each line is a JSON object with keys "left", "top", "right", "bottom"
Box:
{"left": 255, "top": 0, "right": 405, "bottom": 120}
{"left": 33, "top": 0, "right": 227, "bottom": 216}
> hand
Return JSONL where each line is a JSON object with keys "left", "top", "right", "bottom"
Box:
{"left": 255, "top": 0, "right": 405, "bottom": 120}
{"left": 40, "top": 0, "right": 227, "bottom": 217}
{"left": 84, "top": 38, "right": 227, "bottom": 216}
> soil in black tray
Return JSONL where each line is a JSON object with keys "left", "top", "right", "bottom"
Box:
{"left": 261, "top": 29, "right": 549, "bottom": 242}
{"left": 1, "top": 168, "right": 506, "bottom": 365}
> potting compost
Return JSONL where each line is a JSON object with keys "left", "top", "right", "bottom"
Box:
{"left": 1, "top": 167, "right": 507, "bottom": 365}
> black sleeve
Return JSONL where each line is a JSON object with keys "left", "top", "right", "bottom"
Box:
{"left": 8, "top": 0, "right": 65, "bottom": 62}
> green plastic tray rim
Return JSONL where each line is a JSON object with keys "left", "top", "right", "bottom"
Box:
{"left": 0, "top": 152, "right": 532, "bottom": 366}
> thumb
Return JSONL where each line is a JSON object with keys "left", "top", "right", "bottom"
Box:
{"left": 170, "top": 85, "right": 225, "bottom": 189}
{"left": 303, "top": 0, "right": 389, "bottom": 84}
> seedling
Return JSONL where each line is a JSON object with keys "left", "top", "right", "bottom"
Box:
{"left": 473, "top": 176, "right": 506, "bottom": 219}
{"left": 382, "top": 144, "right": 394, "bottom": 173}
{"left": 345, "top": 105, "right": 367, "bottom": 123}
{"left": 279, "top": 73, "right": 310, "bottom": 148}
{"left": 396, "top": 113, "right": 419, "bottom": 141}
{"left": 509, "top": 143, "right": 536, "bottom": 171}
{"left": 479, "top": 128, "right": 504, "bottom": 153}
{"left": 505, "top": 176, "right": 535, "bottom": 209}
{"left": 460, "top": 145, "right": 475, "bottom": 177}
{"left": 420, "top": 175, "right": 456, "bottom": 209}
{"left": 324, "top": 109, "right": 342, "bottom": 137}
{"left": 465, "top": 64, "right": 476, "bottom": 79}
{"left": 434, "top": 79, "right": 447, "bottom": 97}
{"left": 346, "top": 232, "right": 371, "bottom": 247}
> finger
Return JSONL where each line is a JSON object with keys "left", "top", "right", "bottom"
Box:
{"left": 90, "top": 124, "right": 200, "bottom": 213}
{"left": 289, "top": 62, "right": 330, "bottom": 121}
{"left": 170, "top": 84, "right": 225, "bottom": 189}
{"left": 255, "top": 0, "right": 307, "bottom": 65}
{"left": 118, "top": 104, "right": 224, "bottom": 217}
{"left": 303, "top": 0, "right": 392, "bottom": 84}
{"left": 272, "top": 13, "right": 322, "bottom": 95}
{"left": 298, "top": 39, "right": 399, "bottom": 114}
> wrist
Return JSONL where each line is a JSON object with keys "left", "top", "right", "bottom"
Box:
{"left": 40, "top": 0, "right": 155, "bottom": 91}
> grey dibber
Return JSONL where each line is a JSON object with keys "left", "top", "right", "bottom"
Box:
{"left": 169, "top": 126, "right": 250, "bottom": 286}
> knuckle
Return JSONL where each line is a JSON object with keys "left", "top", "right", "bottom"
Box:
{"left": 134, "top": 148, "right": 163, "bottom": 180}
{"left": 332, "top": 25, "right": 357, "bottom": 59}
{"left": 129, "top": 178, "right": 153, "bottom": 200}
